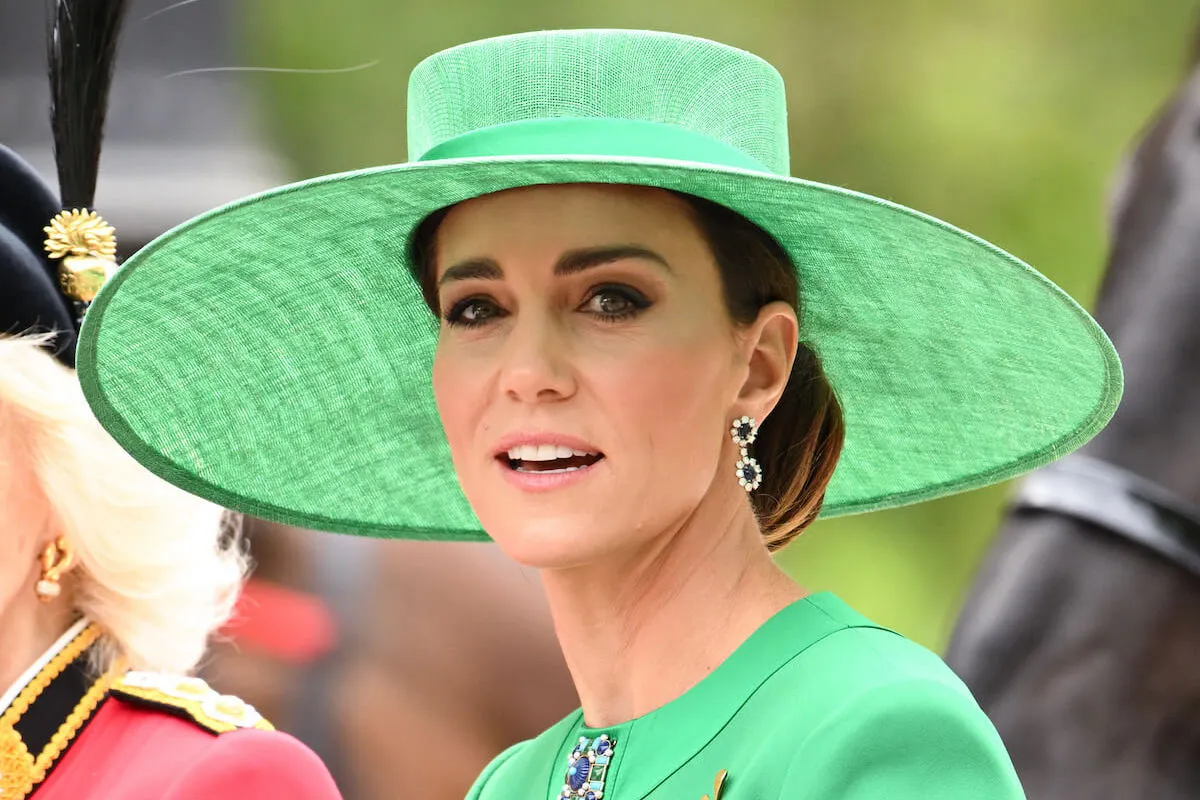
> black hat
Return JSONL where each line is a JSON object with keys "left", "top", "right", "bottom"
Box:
{"left": 0, "top": 0, "right": 128, "bottom": 368}
{"left": 0, "top": 146, "right": 79, "bottom": 365}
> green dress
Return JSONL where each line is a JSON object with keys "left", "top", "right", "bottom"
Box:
{"left": 467, "top": 593, "right": 1025, "bottom": 799}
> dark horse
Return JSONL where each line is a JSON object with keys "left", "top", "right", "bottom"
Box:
{"left": 944, "top": 41, "right": 1200, "bottom": 800}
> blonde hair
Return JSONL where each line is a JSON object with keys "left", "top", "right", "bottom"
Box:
{"left": 0, "top": 333, "right": 247, "bottom": 674}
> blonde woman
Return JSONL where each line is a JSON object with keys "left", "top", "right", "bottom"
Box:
{"left": 0, "top": 146, "right": 345, "bottom": 800}
{"left": 0, "top": 2, "right": 340, "bottom": 793}
{"left": 0, "top": 152, "right": 341, "bottom": 799}
{"left": 0, "top": 333, "right": 332, "bottom": 800}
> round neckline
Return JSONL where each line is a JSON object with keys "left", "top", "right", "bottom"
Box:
{"left": 575, "top": 591, "right": 833, "bottom": 736}
{"left": 535, "top": 592, "right": 891, "bottom": 800}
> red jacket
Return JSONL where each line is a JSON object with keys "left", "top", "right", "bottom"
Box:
{"left": 34, "top": 693, "right": 342, "bottom": 799}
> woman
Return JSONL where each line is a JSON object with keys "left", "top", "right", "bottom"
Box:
{"left": 77, "top": 30, "right": 1123, "bottom": 798}
{"left": 0, "top": 332, "right": 337, "bottom": 800}
{"left": 0, "top": 2, "right": 341, "bottom": 797}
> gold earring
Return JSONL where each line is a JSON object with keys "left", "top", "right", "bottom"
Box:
{"left": 36, "top": 537, "right": 74, "bottom": 603}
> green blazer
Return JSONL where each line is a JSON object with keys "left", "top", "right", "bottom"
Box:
{"left": 466, "top": 593, "right": 1025, "bottom": 799}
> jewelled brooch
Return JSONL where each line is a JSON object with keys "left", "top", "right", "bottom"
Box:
{"left": 559, "top": 734, "right": 615, "bottom": 799}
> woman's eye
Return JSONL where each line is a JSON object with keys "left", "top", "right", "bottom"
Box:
{"left": 444, "top": 297, "right": 504, "bottom": 327}
{"left": 590, "top": 291, "right": 633, "bottom": 315}
{"left": 581, "top": 286, "right": 650, "bottom": 320}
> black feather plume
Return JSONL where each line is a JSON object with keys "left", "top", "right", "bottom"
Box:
{"left": 47, "top": 0, "right": 131, "bottom": 210}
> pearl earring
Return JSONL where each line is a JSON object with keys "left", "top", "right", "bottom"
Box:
{"left": 730, "top": 415, "right": 762, "bottom": 492}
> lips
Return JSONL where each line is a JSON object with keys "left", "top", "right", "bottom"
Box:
{"left": 497, "top": 442, "right": 605, "bottom": 473}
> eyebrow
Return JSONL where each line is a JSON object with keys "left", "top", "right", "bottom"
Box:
{"left": 438, "top": 245, "right": 672, "bottom": 287}
{"left": 438, "top": 258, "right": 501, "bottom": 286}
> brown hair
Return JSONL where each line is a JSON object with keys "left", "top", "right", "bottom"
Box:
{"left": 411, "top": 190, "right": 845, "bottom": 551}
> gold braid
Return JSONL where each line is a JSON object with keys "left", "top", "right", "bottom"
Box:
{"left": 0, "top": 623, "right": 122, "bottom": 799}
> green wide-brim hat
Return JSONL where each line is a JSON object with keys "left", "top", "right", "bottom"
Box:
{"left": 76, "top": 29, "right": 1121, "bottom": 540}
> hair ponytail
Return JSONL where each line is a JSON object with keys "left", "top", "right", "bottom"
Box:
{"left": 752, "top": 343, "right": 844, "bottom": 550}
{"left": 681, "top": 194, "right": 846, "bottom": 550}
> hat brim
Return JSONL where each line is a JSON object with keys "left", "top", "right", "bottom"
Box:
{"left": 76, "top": 155, "right": 1122, "bottom": 540}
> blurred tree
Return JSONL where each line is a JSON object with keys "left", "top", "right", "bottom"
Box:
{"left": 236, "top": 0, "right": 1197, "bottom": 649}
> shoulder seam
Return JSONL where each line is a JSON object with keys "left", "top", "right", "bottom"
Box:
{"left": 788, "top": 674, "right": 985, "bottom": 764}
{"left": 780, "top": 676, "right": 1010, "bottom": 794}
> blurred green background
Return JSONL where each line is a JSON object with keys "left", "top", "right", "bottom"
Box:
{"left": 240, "top": 0, "right": 1196, "bottom": 651}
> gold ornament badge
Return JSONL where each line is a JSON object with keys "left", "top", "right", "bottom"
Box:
{"left": 701, "top": 769, "right": 728, "bottom": 800}
{"left": 43, "top": 209, "right": 118, "bottom": 303}
{"left": 700, "top": 767, "right": 724, "bottom": 796}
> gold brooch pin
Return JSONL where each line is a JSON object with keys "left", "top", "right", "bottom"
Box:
{"left": 701, "top": 769, "right": 728, "bottom": 800}
{"left": 44, "top": 208, "right": 118, "bottom": 303}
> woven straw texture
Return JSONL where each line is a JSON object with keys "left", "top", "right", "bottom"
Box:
{"left": 408, "top": 30, "right": 789, "bottom": 172}
{"left": 76, "top": 30, "right": 1121, "bottom": 540}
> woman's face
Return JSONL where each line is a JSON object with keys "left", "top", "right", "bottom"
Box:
{"left": 431, "top": 184, "right": 787, "bottom": 568}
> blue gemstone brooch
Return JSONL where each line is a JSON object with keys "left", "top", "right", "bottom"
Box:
{"left": 559, "top": 734, "right": 615, "bottom": 799}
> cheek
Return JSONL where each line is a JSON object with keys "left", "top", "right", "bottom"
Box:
{"left": 0, "top": 475, "right": 49, "bottom": 607}
{"left": 0, "top": 544, "right": 33, "bottom": 610}
{"left": 597, "top": 330, "right": 735, "bottom": 478}
{"left": 431, "top": 338, "right": 507, "bottom": 499}
{"left": 431, "top": 341, "right": 479, "bottom": 456}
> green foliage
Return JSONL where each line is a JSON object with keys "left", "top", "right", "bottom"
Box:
{"left": 240, "top": 0, "right": 1197, "bottom": 650}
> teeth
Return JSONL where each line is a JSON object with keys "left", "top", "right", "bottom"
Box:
{"left": 516, "top": 465, "right": 584, "bottom": 474}
{"left": 511, "top": 445, "right": 539, "bottom": 461}
{"left": 505, "top": 444, "right": 599, "bottom": 461}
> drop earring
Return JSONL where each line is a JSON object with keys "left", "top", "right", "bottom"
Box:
{"left": 36, "top": 537, "right": 74, "bottom": 602}
{"left": 730, "top": 415, "right": 762, "bottom": 492}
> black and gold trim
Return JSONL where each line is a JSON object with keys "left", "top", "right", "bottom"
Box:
{"left": 110, "top": 672, "right": 273, "bottom": 735}
{"left": 0, "top": 623, "right": 120, "bottom": 800}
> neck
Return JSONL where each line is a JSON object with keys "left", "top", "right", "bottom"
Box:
{"left": 540, "top": 489, "right": 804, "bottom": 728}
{"left": 0, "top": 579, "right": 78, "bottom": 703}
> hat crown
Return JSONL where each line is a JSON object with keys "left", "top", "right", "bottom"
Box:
{"left": 407, "top": 29, "right": 790, "bottom": 175}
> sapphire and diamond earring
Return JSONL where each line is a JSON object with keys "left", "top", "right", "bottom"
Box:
{"left": 560, "top": 734, "right": 615, "bottom": 799}
{"left": 731, "top": 415, "right": 762, "bottom": 492}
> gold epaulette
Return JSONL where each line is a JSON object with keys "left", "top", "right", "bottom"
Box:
{"left": 110, "top": 672, "right": 275, "bottom": 735}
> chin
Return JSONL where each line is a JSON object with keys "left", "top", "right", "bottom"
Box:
{"left": 481, "top": 509, "right": 625, "bottom": 570}
{"left": 461, "top": 459, "right": 629, "bottom": 568}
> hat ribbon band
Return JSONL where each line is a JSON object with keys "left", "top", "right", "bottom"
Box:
{"left": 416, "top": 117, "right": 774, "bottom": 174}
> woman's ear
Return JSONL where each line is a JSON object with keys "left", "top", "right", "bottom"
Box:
{"left": 737, "top": 300, "right": 798, "bottom": 420}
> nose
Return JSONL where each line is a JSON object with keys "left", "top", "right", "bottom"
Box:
{"left": 498, "top": 308, "right": 577, "bottom": 404}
